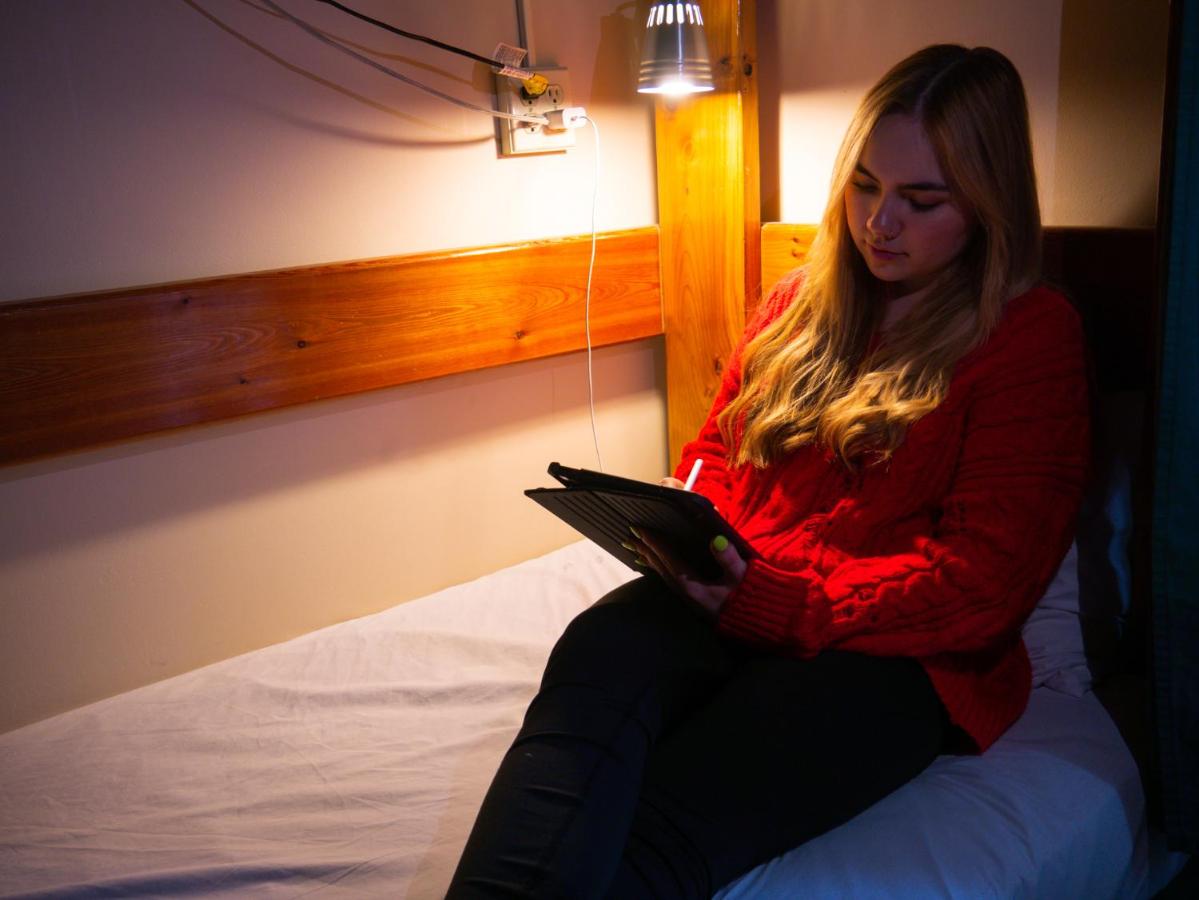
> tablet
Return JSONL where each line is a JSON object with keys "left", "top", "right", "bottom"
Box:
{"left": 525, "top": 462, "right": 753, "bottom": 581}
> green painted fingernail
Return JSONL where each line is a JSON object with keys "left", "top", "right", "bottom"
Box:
{"left": 712, "top": 535, "right": 729, "bottom": 552}
{"left": 621, "top": 541, "right": 637, "bottom": 552}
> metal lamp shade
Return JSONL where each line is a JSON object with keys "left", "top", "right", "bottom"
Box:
{"left": 637, "top": 2, "right": 715, "bottom": 94}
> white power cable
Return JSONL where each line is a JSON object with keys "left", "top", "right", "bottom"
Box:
{"left": 582, "top": 116, "right": 604, "bottom": 472}
{"left": 261, "top": 0, "right": 548, "bottom": 125}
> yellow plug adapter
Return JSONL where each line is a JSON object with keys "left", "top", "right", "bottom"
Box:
{"left": 496, "top": 66, "right": 575, "bottom": 155}
{"left": 521, "top": 73, "right": 549, "bottom": 98}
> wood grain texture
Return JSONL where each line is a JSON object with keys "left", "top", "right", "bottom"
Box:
{"left": 738, "top": 0, "right": 763, "bottom": 317}
{"left": 656, "top": 0, "right": 760, "bottom": 465}
{"left": 0, "top": 227, "right": 661, "bottom": 466}
{"left": 760, "top": 221, "right": 818, "bottom": 302}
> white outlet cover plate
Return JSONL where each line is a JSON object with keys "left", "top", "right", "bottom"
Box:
{"left": 496, "top": 67, "right": 575, "bottom": 156}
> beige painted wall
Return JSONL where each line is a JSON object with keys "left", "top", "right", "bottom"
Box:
{"left": 0, "top": 0, "right": 656, "bottom": 301}
{"left": 0, "top": 0, "right": 664, "bottom": 734}
{"left": 762, "top": 0, "right": 1169, "bottom": 228}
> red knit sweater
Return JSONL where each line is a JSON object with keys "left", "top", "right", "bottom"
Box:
{"left": 675, "top": 271, "right": 1090, "bottom": 752}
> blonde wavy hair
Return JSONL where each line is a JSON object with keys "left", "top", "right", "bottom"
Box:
{"left": 722, "top": 45, "right": 1041, "bottom": 469}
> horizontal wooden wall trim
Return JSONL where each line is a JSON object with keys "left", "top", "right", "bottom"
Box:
{"left": 0, "top": 227, "right": 662, "bottom": 466}
{"left": 761, "top": 223, "right": 1156, "bottom": 389}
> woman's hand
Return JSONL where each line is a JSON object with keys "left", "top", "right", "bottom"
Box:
{"left": 628, "top": 528, "right": 747, "bottom": 618}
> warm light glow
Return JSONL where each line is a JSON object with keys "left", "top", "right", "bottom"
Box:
{"left": 638, "top": 2, "right": 714, "bottom": 96}
{"left": 638, "top": 80, "right": 715, "bottom": 95}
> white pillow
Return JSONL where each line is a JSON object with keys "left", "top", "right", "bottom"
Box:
{"left": 1022, "top": 541, "right": 1092, "bottom": 696}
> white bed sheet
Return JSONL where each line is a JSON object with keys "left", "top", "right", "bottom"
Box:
{"left": 0, "top": 542, "right": 1183, "bottom": 898}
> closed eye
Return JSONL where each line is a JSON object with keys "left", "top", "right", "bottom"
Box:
{"left": 908, "top": 197, "right": 943, "bottom": 211}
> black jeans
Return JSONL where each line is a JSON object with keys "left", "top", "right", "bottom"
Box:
{"left": 447, "top": 576, "right": 949, "bottom": 899}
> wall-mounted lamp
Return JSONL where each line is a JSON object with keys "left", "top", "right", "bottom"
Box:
{"left": 637, "top": 2, "right": 714, "bottom": 95}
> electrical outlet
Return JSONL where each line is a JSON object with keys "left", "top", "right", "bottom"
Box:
{"left": 496, "top": 67, "right": 575, "bottom": 156}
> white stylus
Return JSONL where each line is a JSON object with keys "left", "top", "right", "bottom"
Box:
{"left": 683, "top": 458, "right": 704, "bottom": 491}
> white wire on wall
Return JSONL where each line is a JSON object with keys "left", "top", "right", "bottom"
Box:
{"left": 582, "top": 115, "right": 604, "bottom": 472}
{"left": 511, "top": 1, "right": 604, "bottom": 471}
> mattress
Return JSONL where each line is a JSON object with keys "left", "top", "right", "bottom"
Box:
{"left": 0, "top": 541, "right": 1186, "bottom": 898}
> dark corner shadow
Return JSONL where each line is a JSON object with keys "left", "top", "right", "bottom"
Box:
{"left": 1053, "top": 0, "right": 1168, "bottom": 229}
{"left": 0, "top": 340, "right": 664, "bottom": 565}
{"left": 181, "top": 0, "right": 493, "bottom": 145}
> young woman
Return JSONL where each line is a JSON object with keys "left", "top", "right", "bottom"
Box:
{"left": 448, "top": 44, "right": 1089, "bottom": 899}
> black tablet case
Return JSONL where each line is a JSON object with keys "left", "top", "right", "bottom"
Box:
{"left": 525, "top": 462, "right": 753, "bottom": 581}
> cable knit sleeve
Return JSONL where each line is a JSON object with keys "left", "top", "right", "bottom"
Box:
{"left": 717, "top": 291, "right": 1091, "bottom": 658}
{"left": 673, "top": 269, "right": 806, "bottom": 510}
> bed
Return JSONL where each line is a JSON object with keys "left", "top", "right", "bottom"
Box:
{"left": 2, "top": 204, "right": 1192, "bottom": 895}
{"left": 0, "top": 220, "right": 1192, "bottom": 897}
{"left": 0, "top": 535, "right": 1189, "bottom": 898}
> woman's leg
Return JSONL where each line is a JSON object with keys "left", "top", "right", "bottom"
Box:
{"left": 447, "top": 576, "right": 738, "bottom": 899}
{"left": 607, "top": 651, "right": 949, "bottom": 899}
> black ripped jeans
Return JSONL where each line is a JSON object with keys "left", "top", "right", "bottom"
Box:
{"left": 447, "top": 575, "right": 950, "bottom": 899}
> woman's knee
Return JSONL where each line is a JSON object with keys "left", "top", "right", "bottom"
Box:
{"left": 546, "top": 578, "right": 711, "bottom": 677}
{"left": 548, "top": 580, "right": 661, "bottom": 668}
{"left": 535, "top": 578, "right": 732, "bottom": 736}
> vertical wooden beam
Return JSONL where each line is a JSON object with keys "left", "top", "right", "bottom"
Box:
{"left": 655, "top": 0, "right": 760, "bottom": 465}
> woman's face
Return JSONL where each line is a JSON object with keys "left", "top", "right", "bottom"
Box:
{"left": 844, "top": 114, "right": 973, "bottom": 295}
